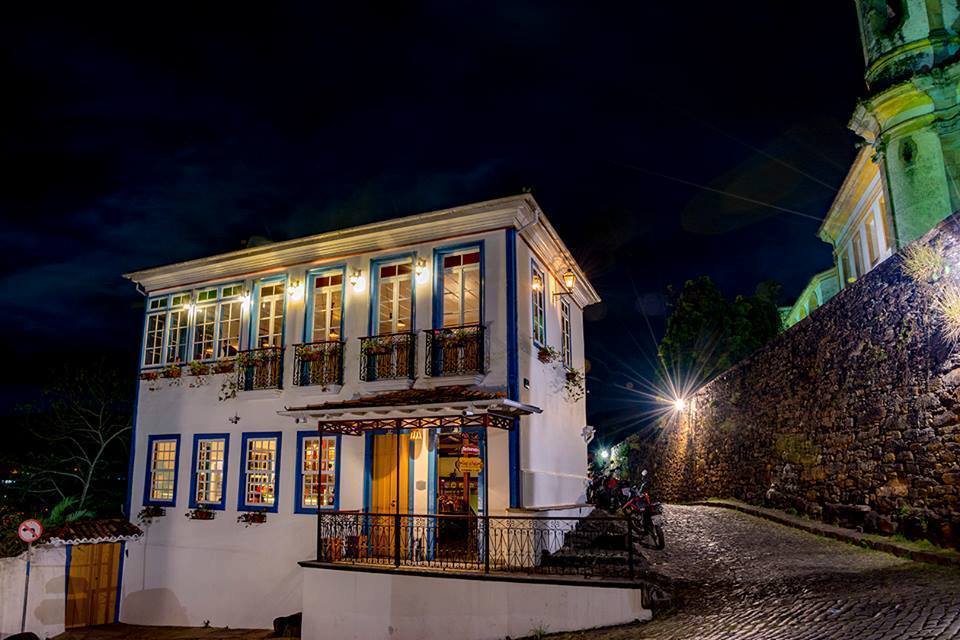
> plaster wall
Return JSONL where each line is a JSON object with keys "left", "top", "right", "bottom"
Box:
{"left": 0, "top": 547, "right": 67, "bottom": 639}
{"left": 301, "top": 567, "right": 650, "bottom": 640}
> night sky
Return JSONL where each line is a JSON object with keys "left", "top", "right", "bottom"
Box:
{"left": 1, "top": 3, "right": 865, "bottom": 440}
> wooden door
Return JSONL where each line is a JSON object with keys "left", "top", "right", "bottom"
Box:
{"left": 66, "top": 543, "right": 122, "bottom": 628}
{"left": 369, "top": 433, "right": 410, "bottom": 557}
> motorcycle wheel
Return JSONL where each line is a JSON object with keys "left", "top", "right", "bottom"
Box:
{"left": 652, "top": 525, "right": 665, "bottom": 550}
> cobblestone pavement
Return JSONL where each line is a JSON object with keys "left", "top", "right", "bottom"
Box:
{"left": 53, "top": 624, "right": 273, "bottom": 640}
{"left": 548, "top": 505, "right": 960, "bottom": 640}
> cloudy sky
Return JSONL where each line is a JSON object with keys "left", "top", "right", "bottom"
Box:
{"left": 0, "top": 2, "right": 864, "bottom": 437}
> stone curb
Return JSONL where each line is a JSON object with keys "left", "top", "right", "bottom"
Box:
{"left": 689, "top": 499, "right": 960, "bottom": 569}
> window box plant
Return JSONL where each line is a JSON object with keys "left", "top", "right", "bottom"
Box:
{"left": 187, "top": 361, "right": 210, "bottom": 376}
{"left": 185, "top": 505, "right": 215, "bottom": 520}
{"left": 161, "top": 364, "right": 183, "bottom": 379}
{"left": 237, "top": 509, "right": 268, "bottom": 526}
{"left": 537, "top": 345, "right": 559, "bottom": 364}
{"left": 439, "top": 328, "right": 475, "bottom": 349}
{"left": 140, "top": 370, "right": 160, "bottom": 381}
{"left": 564, "top": 368, "right": 585, "bottom": 401}
{"left": 212, "top": 360, "right": 236, "bottom": 374}
{"left": 362, "top": 339, "right": 393, "bottom": 356}
{"left": 237, "top": 349, "right": 279, "bottom": 368}
{"left": 300, "top": 344, "right": 332, "bottom": 362}
{"left": 137, "top": 505, "right": 166, "bottom": 524}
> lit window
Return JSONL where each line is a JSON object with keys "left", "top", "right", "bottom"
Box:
{"left": 531, "top": 261, "right": 546, "bottom": 345}
{"left": 377, "top": 261, "right": 413, "bottom": 334}
{"left": 298, "top": 434, "right": 337, "bottom": 511}
{"left": 193, "top": 295, "right": 217, "bottom": 361}
{"left": 561, "top": 300, "right": 572, "bottom": 368}
{"left": 191, "top": 435, "right": 228, "bottom": 508}
{"left": 146, "top": 436, "right": 179, "bottom": 506}
{"left": 442, "top": 249, "right": 481, "bottom": 328}
{"left": 310, "top": 272, "right": 344, "bottom": 341}
{"left": 256, "top": 281, "right": 286, "bottom": 348}
{"left": 241, "top": 434, "right": 280, "bottom": 511}
{"left": 143, "top": 312, "right": 166, "bottom": 367}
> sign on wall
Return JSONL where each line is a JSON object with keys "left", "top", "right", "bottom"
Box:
{"left": 456, "top": 457, "right": 483, "bottom": 474}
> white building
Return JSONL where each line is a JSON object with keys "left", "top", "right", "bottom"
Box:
{"left": 118, "top": 195, "right": 625, "bottom": 635}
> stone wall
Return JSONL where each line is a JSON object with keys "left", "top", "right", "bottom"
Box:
{"left": 634, "top": 215, "right": 960, "bottom": 548}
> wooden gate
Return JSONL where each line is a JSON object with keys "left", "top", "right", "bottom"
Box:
{"left": 66, "top": 542, "right": 122, "bottom": 628}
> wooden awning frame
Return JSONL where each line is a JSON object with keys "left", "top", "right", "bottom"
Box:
{"left": 313, "top": 413, "right": 514, "bottom": 436}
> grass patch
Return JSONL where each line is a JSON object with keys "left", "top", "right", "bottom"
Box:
{"left": 933, "top": 283, "right": 960, "bottom": 346}
{"left": 901, "top": 242, "right": 946, "bottom": 284}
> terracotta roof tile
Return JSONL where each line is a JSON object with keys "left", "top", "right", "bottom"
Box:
{"left": 287, "top": 385, "right": 505, "bottom": 412}
{"left": 47, "top": 519, "right": 143, "bottom": 545}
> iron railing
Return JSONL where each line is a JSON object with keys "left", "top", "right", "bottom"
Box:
{"left": 237, "top": 346, "right": 284, "bottom": 391}
{"left": 424, "top": 325, "right": 485, "bottom": 377}
{"left": 293, "top": 341, "right": 344, "bottom": 387}
{"left": 358, "top": 332, "right": 416, "bottom": 381}
{"left": 316, "top": 511, "right": 638, "bottom": 579}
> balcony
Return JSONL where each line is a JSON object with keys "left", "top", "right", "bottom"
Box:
{"left": 237, "top": 346, "right": 284, "bottom": 391}
{"left": 424, "top": 325, "right": 485, "bottom": 377}
{"left": 359, "top": 332, "right": 416, "bottom": 382}
{"left": 293, "top": 341, "right": 345, "bottom": 388}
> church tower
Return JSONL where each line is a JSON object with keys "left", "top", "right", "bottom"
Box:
{"left": 851, "top": 0, "right": 960, "bottom": 244}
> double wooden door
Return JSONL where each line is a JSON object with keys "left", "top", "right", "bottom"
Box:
{"left": 66, "top": 542, "right": 122, "bottom": 628}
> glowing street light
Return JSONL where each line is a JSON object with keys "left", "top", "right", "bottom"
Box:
{"left": 600, "top": 449, "right": 610, "bottom": 460}
{"left": 673, "top": 397, "right": 687, "bottom": 412}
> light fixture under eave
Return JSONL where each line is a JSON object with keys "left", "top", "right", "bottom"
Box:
{"left": 349, "top": 270, "right": 365, "bottom": 292}
{"left": 531, "top": 273, "right": 543, "bottom": 291}
{"left": 287, "top": 279, "right": 304, "bottom": 301}
{"left": 562, "top": 268, "right": 576, "bottom": 289}
{"left": 240, "top": 291, "right": 252, "bottom": 311}
{"left": 415, "top": 257, "right": 428, "bottom": 284}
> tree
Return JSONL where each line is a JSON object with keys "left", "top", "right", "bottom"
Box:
{"left": 13, "top": 362, "right": 132, "bottom": 516}
{"left": 659, "top": 277, "right": 782, "bottom": 385}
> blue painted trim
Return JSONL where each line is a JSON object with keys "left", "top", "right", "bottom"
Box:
{"left": 303, "top": 265, "right": 347, "bottom": 343}
{"left": 64, "top": 544, "right": 72, "bottom": 613}
{"left": 505, "top": 228, "right": 521, "bottom": 508}
{"left": 123, "top": 378, "right": 141, "bottom": 519}
{"left": 431, "top": 241, "right": 485, "bottom": 328}
{"left": 408, "top": 435, "right": 415, "bottom": 511}
{"left": 142, "top": 434, "right": 181, "bottom": 507}
{"left": 367, "top": 252, "right": 417, "bottom": 335}
{"left": 188, "top": 433, "right": 230, "bottom": 510}
{"left": 248, "top": 275, "right": 288, "bottom": 349}
{"left": 362, "top": 432, "right": 374, "bottom": 512}
{"left": 237, "top": 431, "right": 282, "bottom": 513}
{"left": 295, "top": 430, "right": 341, "bottom": 514}
{"left": 426, "top": 430, "right": 437, "bottom": 561}
{"left": 114, "top": 541, "right": 126, "bottom": 622}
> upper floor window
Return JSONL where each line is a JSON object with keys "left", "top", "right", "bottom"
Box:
{"left": 376, "top": 260, "right": 413, "bottom": 334}
{"left": 190, "top": 434, "right": 228, "bottom": 510}
{"left": 239, "top": 432, "right": 281, "bottom": 512}
{"left": 531, "top": 261, "right": 546, "bottom": 345}
{"left": 144, "top": 435, "right": 180, "bottom": 506}
{"left": 560, "top": 300, "right": 572, "bottom": 368}
{"left": 193, "top": 283, "right": 244, "bottom": 361}
{"left": 309, "top": 272, "right": 343, "bottom": 342}
{"left": 296, "top": 432, "right": 338, "bottom": 512}
{"left": 441, "top": 249, "right": 481, "bottom": 327}
{"left": 142, "top": 293, "right": 191, "bottom": 367}
{"left": 255, "top": 280, "right": 286, "bottom": 348}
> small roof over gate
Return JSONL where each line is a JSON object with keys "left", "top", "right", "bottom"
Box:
{"left": 45, "top": 519, "right": 143, "bottom": 546}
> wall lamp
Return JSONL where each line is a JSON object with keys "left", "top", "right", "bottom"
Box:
{"left": 349, "top": 269, "right": 365, "bottom": 292}
{"left": 415, "top": 257, "right": 428, "bottom": 284}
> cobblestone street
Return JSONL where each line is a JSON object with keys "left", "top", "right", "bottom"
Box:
{"left": 550, "top": 505, "right": 960, "bottom": 640}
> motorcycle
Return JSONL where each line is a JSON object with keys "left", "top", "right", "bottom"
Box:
{"left": 620, "top": 469, "right": 666, "bottom": 550}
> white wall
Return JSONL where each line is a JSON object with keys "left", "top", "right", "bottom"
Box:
{"left": 0, "top": 547, "right": 67, "bottom": 640}
{"left": 301, "top": 566, "right": 650, "bottom": 640}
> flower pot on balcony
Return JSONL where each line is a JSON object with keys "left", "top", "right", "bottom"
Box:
{"left": 161, "top": 365, "right": 183, "bottom": 379}
{"left": 237, "top": 510, "right": 268, "bottom": 526}
{"left": 212, "top": 360, "right": 236, "bottom": 374}
{"left": 186, "top": 507, "right": 215, "bottom": 520}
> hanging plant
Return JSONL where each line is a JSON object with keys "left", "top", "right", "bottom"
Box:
{"left": 185, "top": 505, "right": 215, "bottom": 520}
{"left": 237, "top": 509, "right": 268, "bottom": 527}
{"left": 140, "top": 370, "right": 160, "bottom": 381}
{"left": 161, "top": 364, "right": 183, "bottom": 379}
{"left": 537, "top": 345, "right": 559, "bottom": 364}
{"left": 219, "top": 377, "right": 238, "bottom": 402}
{"left": 187, "top": 361, "right": 210, "bottom": 376}
{"left": 137, "top": 505, "right": 166, "bottom": 525}
{"left": 564, "top": 368, "right": 586, "bottom": 401}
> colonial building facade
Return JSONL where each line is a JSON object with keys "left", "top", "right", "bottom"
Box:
{"left": 785, "top": 0, "right": 960, "bottom": 326}
{"left": 118, "top": 195, "right": 602, "bottom": 630}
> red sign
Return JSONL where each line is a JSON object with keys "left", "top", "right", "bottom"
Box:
{"left": 460, "top": 444, "right": 480, "bottom": 457}
{"left": 17, "top": 519, "right": 43, "bottom": 544}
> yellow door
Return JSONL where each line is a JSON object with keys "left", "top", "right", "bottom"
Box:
{"left": 66, "top": 543, "right": 121, "bottom": 628}
{"left": 370, "top": 432, "right": 410, "bottom": 557}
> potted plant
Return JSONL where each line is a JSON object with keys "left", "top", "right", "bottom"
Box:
{"left": 300, "top": 345, "right": 327, "bottom": 362}
{"left": 161, "top": 364, "right": 183, "bottom": 379}
{"left": 237, "top": 509, "right": 268, "bottom": 526}
{"left": 440, "top": 328, "right": 473, "bottom": 349}
{"left": 140, "top": 370, "right": 160, "bottom": 381}
{"left": 212, "top": 359, "right": 236, "bottom": 374}
{"left": 137, "top": 505, "right": 166, "bottom": 524}
{"left": 564, "top": 368, "right": 585, "bottom": 401}
{"left": 537, "top": 346, "right": 559, "bottom": 364}
{"left": 363, "top": 339, "right": 393, "bottom": 356}
{"left": 187, "top": 361, "right": 210, "bottom": 376}
{"left": 185, "top": 505, "right": 215, "bottom": 520}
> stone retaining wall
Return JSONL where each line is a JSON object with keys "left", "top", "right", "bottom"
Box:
{"left": 634, "top": 215, "right": 960, "bottom": 547}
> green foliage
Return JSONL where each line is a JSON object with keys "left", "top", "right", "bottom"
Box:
{"left": 659, "top": 277, "right": 783, "bottom": 381}
{"left": 43, "top": 497, "right": 94, "bottom": 529}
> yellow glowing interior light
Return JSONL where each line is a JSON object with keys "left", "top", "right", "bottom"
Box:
{"left": 532, "top": 274, "right": 543, "bottom": 291}
{"left": 562, "top": 269, "right": 576, "bottom": 289}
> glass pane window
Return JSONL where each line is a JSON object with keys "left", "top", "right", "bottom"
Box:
{"left": 194, "top": 438, "right": 226, "bottom": 505}
{"left": 561, "top": 300, "right": 572, "bottom": 368}
{"left": 193, "top": 304, "right": 217, "bottom": 361}
{"left": 143, "top": 313, "right": 166, "bottom": 366}
{"left": 166, "top": 308, "right": 189, "bottom": 364}
{"left": 149, "top": 438, "right": 178, "bottom": 503}
{"left": 244, "top": 437, "right": 278, "bottom": 507}
{"left": 377, "top": 261, "right": 412, "bottom": 334}
{"left": 442, "top": 249, "right": 481, "bottom": 327}
{"left": 531, "top": 262, "right": 546, "bottom": 344}
{"left": 218, "top": 301, "right": 242, "bottom": 358}
{"left": 257, "top": 282, "right": 285, "bottom": 347}
{"left": 311, "top": 273, "right": 343, "bottom": 341}
{"left": 301, "top": 436, "right": 337, "bottom": 509}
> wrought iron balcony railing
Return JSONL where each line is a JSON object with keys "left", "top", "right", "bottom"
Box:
{"left": 424, "top": 325, "right": 485, "bottom": 377}
{"left": 358, "top": 332, "right": 416, "bottom": 382}
{"left": 236, "top": 346, "right": 284, "bottom": 391}
{"left": 293, "top": 341, "right": 345, "bottom": 388}
{"left": 315, "top": 511, "right": 642, "bottom": 579}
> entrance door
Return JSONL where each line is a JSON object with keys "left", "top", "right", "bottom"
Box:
{"left": 369, "top": 432, "right": 410, "bottom": 557}
{"left": 66, "top": 543, "right": 122, "bottom": 628}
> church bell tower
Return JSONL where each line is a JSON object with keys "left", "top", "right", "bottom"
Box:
{"left": 851, "top": 0, "right": 960, "bottom": 244}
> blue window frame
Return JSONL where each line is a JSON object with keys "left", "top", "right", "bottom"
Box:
{"left": 143, "top": 434, "right": 181, "bottom": 507}
{"left": 531, "top": 260, "right": 547, "bottom": 346}
{"left": 432, "top": 242, "right": 484, "bottom": 328}
{"left": 188, "top": 433, "right": 230, "bottom": 510}
{"left": 295, "top": 431, "right": 341, "bottom": 513}
{"left": 141, "top": 292, "right": 192, "bottom": 368}
{"left": 237, "top": 431, "right": 282, "bottom": 513}
{"left": 248, "top": 276, "right": 287, "bottom": 349}
{"left": 304, "top": 266, "right": 346, "bottom": 343}
{"left": 368, "top": 253, "right": 416, "bottom": 335}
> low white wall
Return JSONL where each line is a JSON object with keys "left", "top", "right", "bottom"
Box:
{"left": 0, "top": 547, "right": 67, "bottom": 640}
{"left": 301, "top": 566, "right": 650, "bottom": 640}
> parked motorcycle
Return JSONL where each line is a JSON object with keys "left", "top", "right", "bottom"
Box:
{"left": 621, "top": 469, "right": 666, "bottom": 550}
